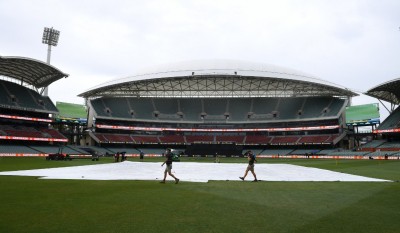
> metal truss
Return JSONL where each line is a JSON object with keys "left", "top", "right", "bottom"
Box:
{"left": 0, "top": 56, "right": 68, "bottom": 89}
{"left": 81, "top": 75, "right": 357, "bottom": 99}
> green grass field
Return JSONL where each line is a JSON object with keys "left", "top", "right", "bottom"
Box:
{"left": 0, "top": 157, "right": 399, "bottom": 233}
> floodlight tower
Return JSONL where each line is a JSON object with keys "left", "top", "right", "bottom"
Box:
{"left": 42, "top": 27, "right": 60, "bottom": 96}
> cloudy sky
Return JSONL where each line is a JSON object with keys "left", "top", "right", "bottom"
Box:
{"left": 0, "top": 0, "right": 399, "bottom": 119}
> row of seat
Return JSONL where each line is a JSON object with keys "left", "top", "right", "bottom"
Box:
{"left": 0, "top": 80, "right": 58, "bottom": 112}
{"left": 93, "top": 133, "right": 338, "bottom": 145}
{"left": 0, "top": 145, "right": 88, "bottom": 154}
{"left": 0, "top": 125, "right": 67, "bottom": 140}
{"left": 361, "top": 140, "right": 400, "bottom": 151}
{"left": 1, "top": 144, "right": 398, "bottom": 157}
{"left": 377, "top": 106, "right": 400, "bottom": 130}
{"left": 90, "top": 96, "right": 346, "bottom": 122}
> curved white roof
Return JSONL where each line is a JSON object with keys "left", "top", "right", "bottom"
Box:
{"left": 79, "top": 59, "right": 357, "bottom": 98}
{"left": 0, "top": 56, "right": 69, "bottom": 88}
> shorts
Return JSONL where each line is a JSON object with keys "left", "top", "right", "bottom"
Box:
{"left": 165, "top": 164, "right": 172, "bottom": 172}
{"left": 247, "top": 164, "right": 254, "bottom": 171}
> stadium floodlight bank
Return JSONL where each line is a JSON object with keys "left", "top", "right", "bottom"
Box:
{"left": 42, "top": 27, "right": 60, "bottom": 47}
{"left": 42, "top": 27, "right": 60, "bottom": 96}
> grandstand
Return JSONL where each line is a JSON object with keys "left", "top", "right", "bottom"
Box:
{"left": 374, "top": 106, "right": 400, "bottom": 132}
{"left": 89, "top": 96, "right": 347, "bottom": 123}
{"left": 366, "top": 78, "right": 400, "bottom": 135}
{"left": 352, "top": 78, "right": 400, "bottom": 156}
{"left": 2, "top": 56, "right": 400, "bottom": 159}
{"left": 0, "top": 56, "right": 69, "bottom": 155}
{"left": 0, "top": 80, "right": 58, "bottom": 112}
{"left": 79, "top": 60, "right": 357, "bottom": 156}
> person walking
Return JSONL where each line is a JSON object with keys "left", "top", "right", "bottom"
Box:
{"left": 160, "top": 148, "right": 180, "bottom": 184}
{"left": 114, "top": 152, "right": 120, "bottom": 162}
{"left": 214, "top": 152, "right": 220, "bottom": 163}
{"left": 239, "top": 150, "right": 258, "bottom": 182}
{"left": 139, "top": 150, "right": 144, "bottom": 161}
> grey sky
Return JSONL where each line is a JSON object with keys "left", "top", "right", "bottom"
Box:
{"left": 0, "top": 0, "right": 399, "bottom": 120}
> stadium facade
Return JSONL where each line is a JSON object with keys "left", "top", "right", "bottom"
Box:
{"left": 79, "top": 60, "right": 359, "bottom": 156}
{"left": 1, "top": 56, "right": 400, "bottom": 159}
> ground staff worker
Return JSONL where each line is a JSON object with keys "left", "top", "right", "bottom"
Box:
{"left": 160, "top": 148, "right": 180, "bottom": 184}
{"left": 239, "top": 150, "right": 258, "bottom": 182}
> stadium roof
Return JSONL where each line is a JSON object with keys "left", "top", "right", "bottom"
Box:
{"left": 79, "top": 60, "right": 358, "bottom": 99}
{"left": 0, "top": 56, "right": 68, "bottom": 88}
{"left": 365, "top": 78, "right": 400, "bottom": 105}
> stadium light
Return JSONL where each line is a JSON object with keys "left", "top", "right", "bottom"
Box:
{"left": 42, "top": 27, "right": 60, "bottom": 46}
{"left": 42, "top": 27, "right": 60, "bottom": 96}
